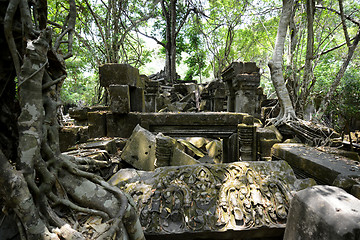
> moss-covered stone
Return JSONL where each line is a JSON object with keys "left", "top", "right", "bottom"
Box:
{"left": 109, "top": 161, "right": 315, "bottom": 239}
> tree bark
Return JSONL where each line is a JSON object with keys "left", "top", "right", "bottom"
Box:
{"left": 297, "top": 0, "right": 315, "bottom": 118}
{"left": 162, "top": 0, "right": 177, "bottom": 83}
{"left": 0, "top": 1, "right": 146, "bottom": 239}
{"left": 0, "top": 150, "right": 57, "bottom": 240}
{"left": 268, "top": 0, "right": 297, "bottom": 125}
{"left": 170, "top": 0, "right": 177, "bottom": 82}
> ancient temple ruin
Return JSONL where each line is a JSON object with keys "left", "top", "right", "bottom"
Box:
{"left": 58, "top": 63, "right": 360, "bottom": 240}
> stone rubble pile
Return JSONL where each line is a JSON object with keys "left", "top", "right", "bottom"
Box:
{"left": 57, "top": 62, "right": 360, "bottom": 240}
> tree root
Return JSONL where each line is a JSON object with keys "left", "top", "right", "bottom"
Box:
{"left": 267, "top": 107, "right": 339, "bottom": 146}
{"left": 285, "top": 119, "right": 339, "bottom": 146}
{"left": 1, "top": 1, "right": 146, "bottom": 239}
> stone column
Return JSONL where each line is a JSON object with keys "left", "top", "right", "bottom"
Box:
{"left": 238, "top": 115, "right": 257, "bottom": 161}
{"left": 145, "top": 81, "right": 160, "bottom": 112}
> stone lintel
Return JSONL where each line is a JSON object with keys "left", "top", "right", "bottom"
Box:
{"left": 221, "top": 62, "right": 260, "bottom": 82}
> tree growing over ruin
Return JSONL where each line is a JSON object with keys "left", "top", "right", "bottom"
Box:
{"left": 0, "top": 0, "right": 144, "bottom": 239}
{"left": 267, "top": 0, "right": 359, "bottom": 144}
{"left": 138, "top": 0, "right": 199, "bottom": 82}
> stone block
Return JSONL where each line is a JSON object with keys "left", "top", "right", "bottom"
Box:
{"left": 170, "top": 148, "right": 200, "bottom": 166}
{"left": 243, "top": 62, "right": 260, "bottom": 74}
{"left": 59, "top": 127, "right": 77, "bottom": 152}
{"left": 259, "top": 139, "right": 281, "bottom": 159}
{"left": 77, "top": 139, "right": 117, "bottom": 154}
{"left": 106, "top": 113, "right": 140, "bottom": 138}
{"left": 109, "top": 161, "right": 315, "bottom": 239}
{"left": 155, "top": 133, "right": 177, "bottom": 168}
{"left": 109, "top": 84, "right": 130, "bottom": 114}
{"left": 284, "top": 185, "right": 360, "bottom": 240}
{"left": 68, "top": 107, "right": 89, "bottom": 125}
{"left": 99, "top": 63, "right": 143, "bottom": 88}
{"left": 120, "top": 124, "right": 156, "bottom": 171}
{"left": 272, "top": 143, "right": 360, "bottom": 188}
{"left": 130, "top": 87, "right": 145, "bottom": 112}
{"left": 206, "top": 140, "right": 222, "bottom": 163}
{"left": 256, "top": 127, "right": 277, "bottom": 140}
{"left": 88, "top": 111, "right": 107, "bottom": 138}
{"left": 238, "top": 124, "right": 256, "bottom": 161}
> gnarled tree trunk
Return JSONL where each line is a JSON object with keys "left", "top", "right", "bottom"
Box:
{"left": 268, "top": 0, "right": 297, "bottom": 126}
{"left": 0, "top": 1, "right": 145, "bottom": 239}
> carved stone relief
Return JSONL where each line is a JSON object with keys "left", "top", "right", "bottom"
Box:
{"left": 110, "top": 161, "right": 315, "bottom": 235}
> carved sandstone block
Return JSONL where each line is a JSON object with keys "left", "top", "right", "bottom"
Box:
{"left": 109, "top": 161, "right": 315, "bottom": 239}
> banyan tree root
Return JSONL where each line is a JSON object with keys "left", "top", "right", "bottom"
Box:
{"left": 282, "top": 119, "right": 340, "bottom": 146}
{"left": 267, "top": 104, "right": 339, "bottom": 147}
{"left": 0, "top": 22, "right": 145, "bottom": 240}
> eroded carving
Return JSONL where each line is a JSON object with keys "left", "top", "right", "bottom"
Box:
{"left": 110, "top": 161, "right": 315, "bottom": 235}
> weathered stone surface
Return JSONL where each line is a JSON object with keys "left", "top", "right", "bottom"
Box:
{"left": 145, "top": 81, "right": 159, "bottom": 112}
{"left": 130, "top": 87, "right": 145, "bottom": 112}
{"left": 155, "top": 133, "right": 176, "bottom": 167}
{"left": 99, "top": 63, "right": 143, "bottom": 88}
{"left": 109, "top": 161, "right": 315, "bottom": 239}
{"left": 106, "top": 112, "right": 139, "bottom": 138}
{"left": 106, "top": 112, "right": 248, "bottom": 136}
{"left": 59, "top": 126, "right": 90, "bottom": 152}
{"left": 106, "top": 112, "right": 254, "bottom": 162}
{"left": 222, "top": 62, "right": 260, "bottom": 80}
{"left": 170, "top": 148, "right": 200, "bottom": 166}
{"left": 59, "top": 127, "right": 77, "bottom": 152}
{"left": 201, "top": 80, "right": 226, "bottom": 112}
{"left": 177, "top": 139, "right": 205, "bottom": 159}
{"left": 109, "top": 84, "right": 130, "bottom": 114}
{"left": 120, "top": 124, "right": 157, "bottom": 171}
{"left": 121, "top": 125, "right": 202, "bottom": 170}
{"left": 88, "top": 111, "right": 107, "bottom": 138}
{"left": 69, "top": 107, "right": 89, "bottom": 123}
{"left": 222, "top": 62, "right": 261, "bottom": 116}
{"left": 272, "top": 143, "right": 360, "bottom": 190}
{"left": 206, "top": 140, "right": 222, "bottom": 163}
{"left": 284, "top": 185, "right": 360, "bottom": 240}
{"left": 259, "top": 139, "right": 281, "bottom": 160}
{"left": 238, "top": 123, "right": 256, "bottom": 161}
{"left": 256, "top": 127, "right": 282, "bottom": 160}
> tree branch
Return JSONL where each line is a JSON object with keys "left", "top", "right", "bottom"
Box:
{"left": 4, "top": 0, "right": 21, "bottom": 78}
{"left": 136, "top": 30, "right": 166, "bottom": 47}
{"left": 315, "top": 5, "right": 360, "bottom": 26}
{"left": 338, "top": 0, "right": 351, "bottom": 47}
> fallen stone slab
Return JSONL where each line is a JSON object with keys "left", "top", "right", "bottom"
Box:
{"left": 121, "top": 125, "right": 200, "bottom": 171}
{"left": 272, "top": 143, "right": 360, "bottom": 191}
{"left": 109, "top": 161, "right": 315, "bottom": 239}
{"left": 284, "top": 185, "right": 360, "bottom": 240}
{"left": 120, "top": 124, "right": 157, "bottom": 171}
